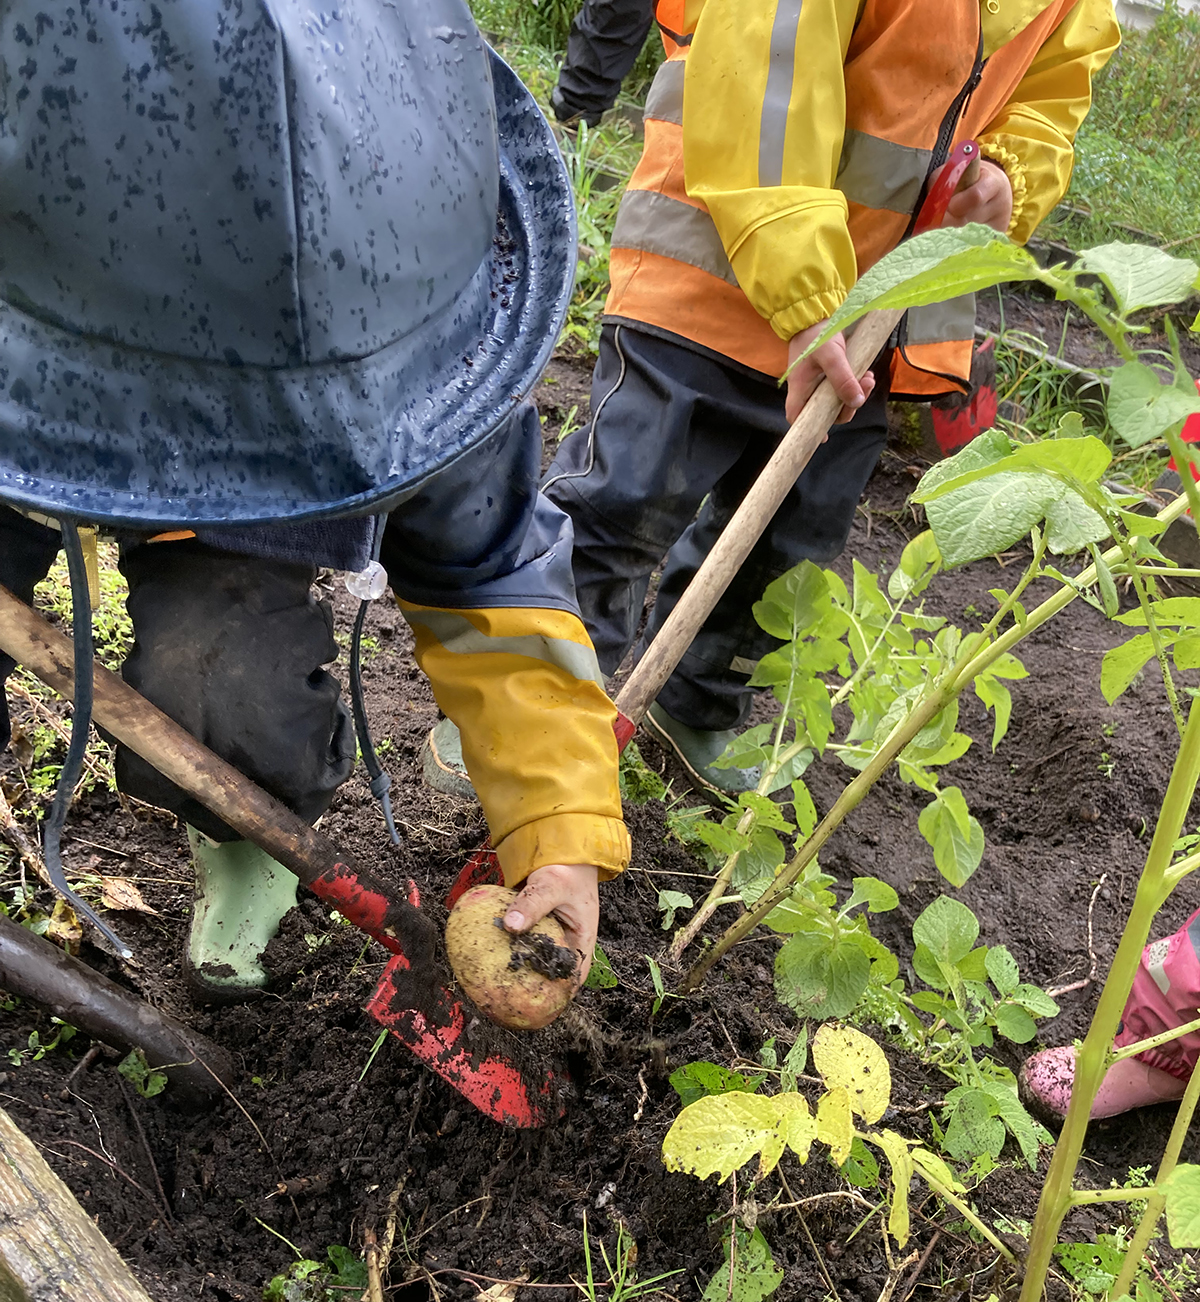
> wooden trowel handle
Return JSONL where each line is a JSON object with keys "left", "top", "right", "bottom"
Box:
{"left": 0, "top": 585, "right": 422, "bottom": 954}
{"left": 613, "top": 306, "right": 905, "bottom": 726}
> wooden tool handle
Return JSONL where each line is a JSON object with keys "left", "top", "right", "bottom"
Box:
{"left": 614, "top": 306, "right": 904, "bottom": 725}
{"left": 0, "top": 585, "right": 422, "bottom": 954}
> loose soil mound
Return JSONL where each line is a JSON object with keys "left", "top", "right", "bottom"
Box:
{"left": 1, "top": 354, "right": 1197, "bottom": 1301}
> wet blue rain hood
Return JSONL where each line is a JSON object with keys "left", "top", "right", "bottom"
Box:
{"left": 0, "top": 0, "right": 575, "bottom": 527}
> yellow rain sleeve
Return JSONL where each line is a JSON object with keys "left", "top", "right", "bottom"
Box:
{"left": 400, "top": 601, "right": 630, "bottom": 887}
{"left": 681, "top": 0, "right": 864, "bottom": 342}
{"left": 977, "top": 0, "right": 1120, "bottom": 243}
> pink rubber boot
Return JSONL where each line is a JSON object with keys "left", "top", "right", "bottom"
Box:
{"left": 1020, "top": 908, "right": 1200, "bottom": 1120}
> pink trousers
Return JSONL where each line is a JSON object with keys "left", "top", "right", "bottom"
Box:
{"left": 1117, "top": 907, "right": 1200, "bottom": 1081}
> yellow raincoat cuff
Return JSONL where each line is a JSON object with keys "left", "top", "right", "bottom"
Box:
{"left": 977, "top": 140, "right": 1029, "bottom": 242}
{"left": 494, "top": 813, "right": 631, "bottom": 888}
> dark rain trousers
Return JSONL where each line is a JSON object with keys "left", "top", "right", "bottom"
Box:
{"left": 543, "top": 323, "right": 890, "bottom": 731}
{"left": 0, "top": 403, "right": 584, "bottom": 842}
{"left": 555, "top": 0, "right": 656, "bottom": 121}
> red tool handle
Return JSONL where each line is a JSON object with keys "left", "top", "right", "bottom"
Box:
{"left": 912, "top": 140, "right": 982, "bottom": 237}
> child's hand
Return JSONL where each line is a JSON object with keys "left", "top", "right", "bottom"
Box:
{"left": 503, "top": 863, "right": 599, "bottom": 986}
{"left": 786, "top": 319, "right": 876, "bottom": 426}
{"left": 939, "top": 158, "right": 1013, "bottom": 234}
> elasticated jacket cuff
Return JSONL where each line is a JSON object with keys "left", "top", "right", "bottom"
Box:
{"left": 494, "top": 813, "right": 631, "bottom": 887}
{"left": 977, "top": 139, "right": 1029, "bottom": 241}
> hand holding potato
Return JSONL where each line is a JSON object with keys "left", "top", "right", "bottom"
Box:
{"left": 445, "top": 864, "right": 600, "bottom": 1030}
{"left": 504, "top": 862, "right": 599, "bottom": 987}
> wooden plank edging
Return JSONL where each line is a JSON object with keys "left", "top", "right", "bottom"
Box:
{"left": 0, "top": 1107, "right": 154, "bottom": 1302}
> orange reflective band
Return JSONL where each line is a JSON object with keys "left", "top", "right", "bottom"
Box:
{"left": 146, "top": 530, "right": 197, "bottom": 543}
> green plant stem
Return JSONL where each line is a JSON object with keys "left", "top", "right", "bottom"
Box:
{"left": 681, "top": 685, "right": 949, "bottom": 992}
{"left": 1020, "top": 693, "right": 1200, "bottom": 1302}
{"left": 1067, "top": 1187, "right": 1157, "bottom": 1206}
{"left": 913, "top": 1164, "right": 1018, "bottom": 1266}
{"left": 1110, "top": 1011, "right": 1200, "bottom": 1064}
{"left": 1110, "top": 1047, "right": 1200, "bottom": 1300}
{"left": 680, "top": 506, "right": 1189, "bottom": 994}
{"left": 1162, "top": 424, "right": 1200, "bottom": 529}
{"left": 1104, "top": 512, "right": 1185, "bottom": 734}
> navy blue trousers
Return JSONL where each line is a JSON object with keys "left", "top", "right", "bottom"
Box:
{"left": 555, "top": 0, "right": 655, "bottom": 120}
{"left": 543, "top": 324, "right": 890, "bottom": 731}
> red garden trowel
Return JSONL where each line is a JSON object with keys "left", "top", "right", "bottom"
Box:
{"left": 445, "top": 305, "right": 906, "bottom": 911}
{"left": 912, "top": 140, "right": 1002, "bottom": 456}
{"left": 0, "top": 582, "right": 550, "bottom": 1128}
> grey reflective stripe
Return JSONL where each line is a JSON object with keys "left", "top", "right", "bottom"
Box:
{"left": 730, "top": 656, "right": 759, "bottom": 676}
{"left": 404, "top": 608, "right": 605, "bottom": 688}
{"left": 836, "top": 128, "right": 931, "bottom": 216}
{"left": 906, "top": 293, "right": 977, "bottom": 345}
{"left": 611, "top": 188, "right": 739, "bottom": 286}
{"left": 759, "top": 0, "right": 804, "bottom": 187}
{"left": 644, "top": 59, "right": 684, "bottom": 126}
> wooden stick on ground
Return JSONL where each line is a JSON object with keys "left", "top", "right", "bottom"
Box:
{"left": 0, "top": 1105, "right": 156, "bottom": 1302}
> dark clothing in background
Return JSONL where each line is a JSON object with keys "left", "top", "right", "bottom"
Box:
{"left": 0, "top": 402, "right": 587, "bottom": 839}
{"left": 554, "top": 0, "right": 656, "bottom": 122}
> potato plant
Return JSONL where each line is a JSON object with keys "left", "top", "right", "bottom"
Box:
{"left": 663, "top": 1025, "right": 1017, "bottom": 1292}
{"left": 659, "top": 226, "right": 1200, "bottom": 1298}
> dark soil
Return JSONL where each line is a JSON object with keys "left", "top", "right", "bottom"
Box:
{"left": 978, "top": 283, "right": 1200, "bottom": 376}
{"left": 2, "top": 350, "right": 1198, "bottom": 1302}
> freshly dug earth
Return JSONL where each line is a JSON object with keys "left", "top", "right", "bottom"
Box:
{"left": 1, "top": 352, "right": 1198, "bottom": 1302}
{"left": 977, "top": 283, "right": 1200, "bottom": 375}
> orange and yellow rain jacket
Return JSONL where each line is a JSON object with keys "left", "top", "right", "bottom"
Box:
{"left": 607, "top": 0, "right": 1121, "bottom": 396}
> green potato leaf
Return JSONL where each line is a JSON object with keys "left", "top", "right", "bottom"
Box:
{"left": 1076, "top": 244, "right": 1200, "bottom": 315}
{"left": 913, "top": 895, "right": 980, "bottom": 964}
{"left": 1161, "top": 1164, "right": 1200, "bottom": 1248}
{"left": 1109, "top": 361, "right": 1200, "bottom": 449}
{"left": 918, "top": 788, "right": 985, "bottom": 887}
{"left": 813, "top": 226, "right": 1042, "bottom": 346}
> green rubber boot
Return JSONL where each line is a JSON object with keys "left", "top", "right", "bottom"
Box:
{"left": 186, "top": 827, "right": 298, "bottom": 1002}
{"left": 644, "top": 702, "right": 762, "bottom": 798}
{"left": 420, "top": 717, "right": 477, "bottom": 802}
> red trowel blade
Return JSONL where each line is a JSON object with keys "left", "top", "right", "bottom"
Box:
{"left": 366, "top": 954, "right": 552, "bottom": 1128}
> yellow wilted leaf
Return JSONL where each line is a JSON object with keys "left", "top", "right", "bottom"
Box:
{"left": 663, "top": 1093, "right": 783, "bottom": 1182}
{"left": 100, "top": 876, "right": 159, "bottom": 916}
{"left": 46, "top": 899, "right": 82, "bottom": 956}
{"left": 759, "top": 1093, "right": 814, "bottom": 1178}
{"left": 876, "top": 1129, "right": 913, "bottom": 1247}
{"left": 663, "top": 1092, "right": 814, "bottom": 1184}
{"left": 816, "top": 1086, "right": 853, "bottom": 1166}
{"left": 911, "top": 1145, "right": 964, "bottom": 1196}
{"left": 812, "top": 1024, "right": 891, "bottom": 1124}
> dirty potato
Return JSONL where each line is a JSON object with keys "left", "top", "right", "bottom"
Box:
{"left": 445, "top": 884, "right": 578, "bottom": 1030}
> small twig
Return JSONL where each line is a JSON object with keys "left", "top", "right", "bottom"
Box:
{"left": 877, "top": 1249, "right": 919, "bottom": 1302}
{"left": 1024, "top": 740, "right": 1078, "bottom": 773}
{"left": 116, "top": 1076, "right": 173, "bottom": 1224}
{"left": 362, "top": 1227, "right": 384, "bottom": 1302}
{"left": 897, "top": 1230, "right": 940, "bottom": 1302}
{"left": 59, "top": 1043, "right": 104, "bottom": 1098}
{"left": 769, "top": 1190, "right": 877, "bottom": 1215}
{"left": 66, "top": 834, "right": 178, "bottom": 877}
{"left": 0, "top": 782, "right": 51, "bottom": 888}
{"left": 60, "top": 1139, "right": 166, "bottom": 1219}
{"left": 1047, "top": 873, "right": 1107, "bottom": 999}
{"left": 195, "top": 1057, "right": 303, "bottom": 1230}
{"left": 779, "top": 1170, "right": 839, "bottom": 1298}
{"left": 427, "top": 1267, "right": 566, "bottom": 1291}
{"left": 632, "top": 1065, "right": 649, "bottom": 1123}
{"left": 379, "top": 1171, "right": 408, "bottom": 1276}
{"left": 412, "top": 1197, "right": 491, "bottom": 1243}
